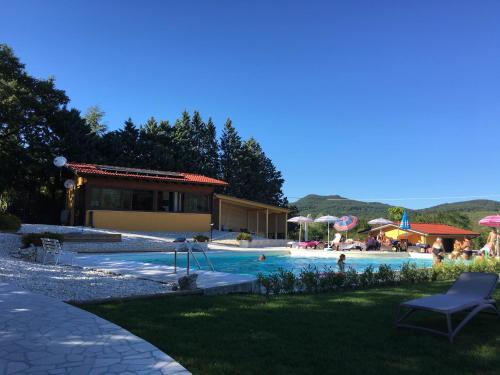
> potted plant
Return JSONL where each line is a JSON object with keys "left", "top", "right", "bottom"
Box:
{"left": 236, "top": 232, "right": 253, "bottom": 247}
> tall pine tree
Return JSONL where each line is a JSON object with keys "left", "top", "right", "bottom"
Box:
{"left": 219, "top": 119, "right": 244, "bottom": 197}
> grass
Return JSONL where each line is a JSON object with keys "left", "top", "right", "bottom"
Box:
{"left": 78, "top": 282, "right": 500, "bottom": 375}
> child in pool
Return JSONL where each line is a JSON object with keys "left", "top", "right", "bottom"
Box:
{"left": 337, "top": 254, "right": 346, "bottom": 272}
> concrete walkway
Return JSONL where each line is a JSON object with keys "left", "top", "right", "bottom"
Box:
{"left": 0, "top": 283, "right": 189, "bottom": 375}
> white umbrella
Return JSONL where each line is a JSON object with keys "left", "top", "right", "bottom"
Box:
{"left": 287, "top": 216, "right": 314, "bottom": 243}
{"left": 368, "top": 218, "right": 393, "bottom": 226}
{"left": 314, "top": 215, "right": 339, "bottom": 247}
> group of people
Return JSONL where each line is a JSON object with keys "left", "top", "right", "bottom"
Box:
{"left": 432, "top": 228, "right": 498, "bottom": 264}
{"left": 365, "top": 231, "right": 397, "bottom": 250}
{"left": 449, "top": 238, "right": 472, "bottom": 261}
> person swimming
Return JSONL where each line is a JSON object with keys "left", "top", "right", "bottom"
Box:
{"left": 258, "top": 254, "right": 266, "bottom": 261}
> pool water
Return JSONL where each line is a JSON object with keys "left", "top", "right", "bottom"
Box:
{"left": 88, "top": 251, "right": 433, "bottom": 276}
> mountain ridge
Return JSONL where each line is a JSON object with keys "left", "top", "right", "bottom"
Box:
{"left": 292, "top": 194, "right": 500, "bottom": 218}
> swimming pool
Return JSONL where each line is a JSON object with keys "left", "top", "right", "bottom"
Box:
{"left": 79, "top": 251, "right": 433, "bottom": 276}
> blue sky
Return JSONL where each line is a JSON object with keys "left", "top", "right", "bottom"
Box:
{"left": 2, "top": 0, "right": 500, "bottom": 209}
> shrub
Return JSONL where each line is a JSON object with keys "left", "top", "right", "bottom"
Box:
{"left": 0, "top": 213, "right": 21, "bottom": 232}
{"left": 268, "top": 272, "right": 283, "bottom": 295}
{"left": 359, "top": 265, "right": 376, "bottom": 287}
{"left": 278, "top": 268, "right": 297, "bottom": 294}
{"left": 257, "top": 273, "right": 272, "bottom": 295}
{"left": 343, "top": 267, "right": 360, "bottom": 289}
{"left": 319, "top": 267, "right": 345, "bottom": 292}
{"left": 376, "top": 264, "right": 397, "bottom": 285}
{"left": 400, "top": 262, "right": 431, "bottom": 284}
{"left": 299, "top": 265, "right": 320, "bottom": 293}
{"left": 236, "top": 232, "right": 252, "bottom": 241}
{"left": 193, "top": 234, "right": 209, "bottom": 242}
{"left": 21, "top": 232, "right": 64, "bottom": 248}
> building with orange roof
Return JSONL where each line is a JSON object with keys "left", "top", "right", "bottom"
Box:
{"left": 368, "top": 222, "right": 479, "bottom": 252}
{"left": 64, "top": 163, "right": 288, "bottom": 237}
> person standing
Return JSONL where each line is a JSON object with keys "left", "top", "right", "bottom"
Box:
{"left": 487, "top": 229, "right": 498, "bottom": 255}
{"left": 461, "top": 238, "right": 472, "bottom": 260}
{"left": 432, "top": 237, "right": 445, "bottom": 264}
{"left": 337, "top": 254, "right": 346, "bottom": 272}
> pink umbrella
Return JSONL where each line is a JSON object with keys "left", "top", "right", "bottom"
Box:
{"left": 479, "top": 215, "right": 500, "bottom": 257}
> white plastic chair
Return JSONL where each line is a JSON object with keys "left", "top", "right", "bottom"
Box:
{"left": 41, "top": 238, "right": 63, "bottom": 265}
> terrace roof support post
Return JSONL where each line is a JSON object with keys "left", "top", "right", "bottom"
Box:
{"left": 256, "top": 211, "right": 259, "bottom": 237}
{"left": 285, "top": 213, "right": 288, "bottom": 240}
{"left": 274, "top": 214, "right": 278, "bottom": 239}
{"left": 266, "top": 209, "right": 269, "bottom": 239}
{"left": 218, "top": 199, "right": 222, "bottom": 231}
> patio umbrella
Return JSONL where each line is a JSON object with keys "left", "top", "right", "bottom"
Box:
{"left": 334, "top": 215, "right": 359, "bottom": 241}
{"left": 287, "top": 216, "right": 314, "bottom": 243}
{"left": 400, "top": 210, "right": 411, "bottom": 231}
{"left": 314, "top": 215, "right": 339, "bottom": 247}
{"left": 398, "top": 210, "right": 411, "bottom": 244}
{"left": 368, "top": 218, "right": 393, "bottom": 226}
{"left": 479, "top": 215, "right": 500, "bottom": 257}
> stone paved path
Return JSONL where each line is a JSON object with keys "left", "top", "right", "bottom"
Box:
{"left": 0, "top": 283, "right": 190, "bottom": 374}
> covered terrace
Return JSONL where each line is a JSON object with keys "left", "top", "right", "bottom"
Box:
{"left": 213, "top": 194, "right": 289, "bottom": 239}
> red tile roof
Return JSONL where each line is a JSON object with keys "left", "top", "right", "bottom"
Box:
{"left": 389, "top": 222, "right": 479, "bottom": 236}
{"left": 66, "top": 163, "right": 228, "bottom": 186}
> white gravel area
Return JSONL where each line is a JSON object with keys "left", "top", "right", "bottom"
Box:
{"left": 19, "top": 224, "right": 265, "bottom": 252}
{"left": 0, "top": 233, "right": 174, "bottom": 302}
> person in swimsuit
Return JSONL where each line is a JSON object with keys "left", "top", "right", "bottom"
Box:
{"left": 487, "top": 229, "right": 497, "bottom": 256}
{"left": 337, "top": 254, "right": 346, "bottom": 272}
{"left": 432, "top": 237, "right": 445, "bottom": 264}
{"left": 461, "top": 238, "right": 472, "bottom": 260}
{"left": 450, "top": 240, "right": 462, "bottom": 260}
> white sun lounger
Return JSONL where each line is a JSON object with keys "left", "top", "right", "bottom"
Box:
{"left": 395, "top": 272, "right": 499, "bottom": 342}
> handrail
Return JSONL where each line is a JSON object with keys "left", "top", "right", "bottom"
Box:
{"left": 185, "top": 242, "right": 215, "bottom": 272}
{"left": 200, "top": 248, "right": 215, "bottom": 271}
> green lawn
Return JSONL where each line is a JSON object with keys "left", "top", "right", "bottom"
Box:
{"left": 78, "top": 282, "right": 500, "bottom": 375}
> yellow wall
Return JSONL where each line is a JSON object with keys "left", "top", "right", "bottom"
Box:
{"left": 86, "top": 210, "right": 211, "bottom": 232}
{"left": 384, "top": 229, "right": 421, "bottom": 243}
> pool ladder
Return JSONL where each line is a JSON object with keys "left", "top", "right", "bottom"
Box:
{"left": 173, "top": 242, "right": 215, "bottom": 274}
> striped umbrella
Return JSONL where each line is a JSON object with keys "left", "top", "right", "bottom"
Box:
{"left": 334, "top": 216, "right": 358, "bottom": 243}
{"left": 334, "top": 215, "right": 359, "bottom": 231}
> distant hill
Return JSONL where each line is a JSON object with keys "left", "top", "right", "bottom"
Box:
{"left": 293, "top": 194, "right": 393, "bottom": 218}
{"left": 293, "top": 195, "right": 500, "bottom": 221}
{"left": 418, "top": 200, "right": 500, "bottom": 213}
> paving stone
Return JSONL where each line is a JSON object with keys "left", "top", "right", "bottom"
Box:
{"left": 0, "top": 283, "right": 190, "bottom": 374}
{"left": 6, "top": 361, "right": 29, "bottom": 374}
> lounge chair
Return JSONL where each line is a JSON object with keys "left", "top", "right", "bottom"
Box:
{"left": 395, "top": 272, "right": 499, "bottom": 342}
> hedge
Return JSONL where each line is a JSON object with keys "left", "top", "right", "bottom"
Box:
{"left": 0, "top": 213, "right": 21, "bottom": 232}
{"left": 257, "top": 259, "right": 500, "bottom": 295}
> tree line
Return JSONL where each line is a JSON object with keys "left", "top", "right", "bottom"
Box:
{"left": 0, "top": 44, "right": 287, "bottom": 223}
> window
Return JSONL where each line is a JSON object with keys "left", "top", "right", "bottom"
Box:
{"left": 157, "top": 191, "right": 184, "bottom": 212}
{"left": 90, "top": 188, "right": 131, "bottom": 210}
{"left": 184, "top": 193, "right": 210, "bottom": 213}
{"left": 157, "top": 191, "right": 171, "bottom": 211}
{"left": 90, "top": 188, "right": 151, "bottom": 211}
{"left": 132, "top": 190, "right": 154, "bottom": 211}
